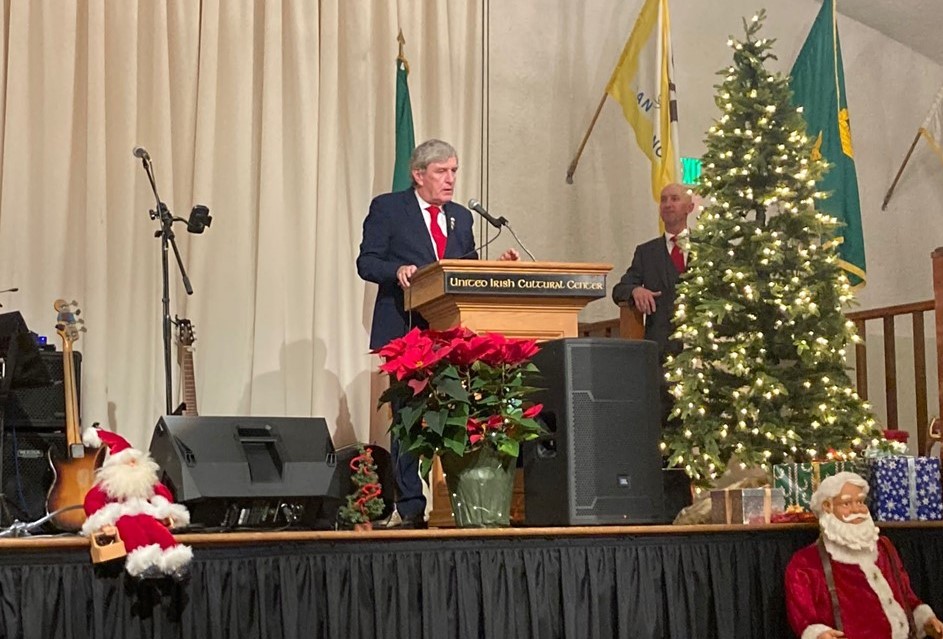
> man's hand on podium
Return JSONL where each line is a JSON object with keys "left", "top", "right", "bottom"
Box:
{"left": 398, "top": 248, "right": 516, "bottom": 290}
{"left": 397, "top": 264, "right": 418, "bottom": 289}
{"left": 631, "top": 286, "right": 662, "bottom": 315}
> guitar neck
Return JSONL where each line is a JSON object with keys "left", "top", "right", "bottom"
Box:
{"left": 181, "top": 350, "right": 198, "bottom": 416}
{"left": 62, "top": 344, "right": 82, "bottom": 450}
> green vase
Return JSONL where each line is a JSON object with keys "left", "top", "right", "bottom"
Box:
{"left": 440, "top": 447, "right": 516, "bottom": 528}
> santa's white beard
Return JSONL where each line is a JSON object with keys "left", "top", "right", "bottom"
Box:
{"left": 820, "top": 511, "right": 880, "bottom": 552}
{"left": 96, "top": 450, "right": 161, "bottom": 500}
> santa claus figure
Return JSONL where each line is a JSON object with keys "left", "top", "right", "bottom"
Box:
{"left": 785, "top": 471, "right": 943, "bottom": 639}
{"left": 81, "top": 427, "right": 192, "bottom": 579}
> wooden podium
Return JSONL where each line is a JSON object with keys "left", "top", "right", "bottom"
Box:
{"left": 405, "top": 259, "right": 612, "bottom": 526}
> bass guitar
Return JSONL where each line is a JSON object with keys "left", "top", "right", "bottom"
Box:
{"left": 46, "top": 299, "right": 104, "bottom": 531}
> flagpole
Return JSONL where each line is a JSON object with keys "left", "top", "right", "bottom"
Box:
{"left": 397, "top": 29, "right": 409, "bottom": 72}
{"left": 565, "top": 92, "right": 608, "bottom": 184}
{"left": 882, "top": 84, "right": 943, "bottom": 211}
{"left": 881, "top": 130, "right": 922, "bottom": 211}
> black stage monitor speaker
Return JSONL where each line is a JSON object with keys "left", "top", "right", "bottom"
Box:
{"left": 523, "top": 338, "right": 666, "bottom": 526}
{"left": 149, "top": 415, "right": 343, "bottom": 530}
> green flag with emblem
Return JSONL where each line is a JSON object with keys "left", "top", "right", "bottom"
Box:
{"left": 790, "top": 0, "right": 866, "bottom": 286}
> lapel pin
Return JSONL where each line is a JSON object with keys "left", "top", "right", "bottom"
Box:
{"left": 449, "top": 216, "right": 455, "bottom": 230}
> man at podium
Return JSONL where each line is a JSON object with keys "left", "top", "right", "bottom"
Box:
{"left": 357, "top": 138, "right": 517, "bottom": 527}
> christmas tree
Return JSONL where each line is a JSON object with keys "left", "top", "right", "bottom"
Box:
{"left": 338, "top": 446, "right": 386, "bottom": 526}
{"left": 662, "top": 11, "right": 880, "bottom": 484}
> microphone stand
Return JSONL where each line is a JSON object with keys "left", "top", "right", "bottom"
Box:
{"left": 469, "top": 200, "right": 537, "bottom": 261}
{"left": 136, "top": 153, "right": 193, "bottom": 415}
{"left": 503, "top": 222, "right": 537, "bottom": 261}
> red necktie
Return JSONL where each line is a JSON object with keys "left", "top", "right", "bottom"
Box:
{"left": 428, "top": 205, "right": 447, "bottom": 259}
{"left": 670, "top": 235, "right": 685, "bottom": 273}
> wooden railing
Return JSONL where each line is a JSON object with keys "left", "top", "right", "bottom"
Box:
{"left": 580, "top": 247, "right": 943, "bottom": 453}
{"left": 845, "top": 300, "right": 934, "bottom": 450}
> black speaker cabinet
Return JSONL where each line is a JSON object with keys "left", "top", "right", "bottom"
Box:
{"left": 149, "top": 415, "right": 343, "bottom": 530}
{"left": 2, "top": 351, "right": 81, "bottom": 431}
{"left": 523, "top": 338, "right": 666, "bottom": 526}
{"left": 1, "top": 430, "right": 65, "bottom": 526}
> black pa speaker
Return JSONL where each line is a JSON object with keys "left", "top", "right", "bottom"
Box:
{"left": 2, "top": 351, "right": 81, "bottom": 432}
{"left": 1, "top": 430, "right": 66, "bottom": 525}
{"left": 523, "top": 338, "right": 666, "bottom": 525}
{"left": 149, "top": 415, "right": 343, "bottom": 530}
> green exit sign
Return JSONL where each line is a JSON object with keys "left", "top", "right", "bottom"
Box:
{"left": 681, "top": 157, "right": 702, "bottom": 185}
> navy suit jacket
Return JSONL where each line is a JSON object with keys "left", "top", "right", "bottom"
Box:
{"left": 611, "top": 235, "right": 680, "bottom": 360}
{"left": 357, "top": 189, "right": 478, "bottom": 349}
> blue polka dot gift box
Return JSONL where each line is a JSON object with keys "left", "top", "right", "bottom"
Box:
{"left": 868, "top": 456, "right": 943, "bottom": 521}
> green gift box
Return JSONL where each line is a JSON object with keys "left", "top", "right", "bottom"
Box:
{"left": 772, "top": 460, "right": 865, "bottom": 510}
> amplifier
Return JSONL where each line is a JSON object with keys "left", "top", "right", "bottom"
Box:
{"left": 1, "top": 430, "right": 66, "bottom": 525}
{"left": 2, "top": 351, "right": 81, "bottom": 431}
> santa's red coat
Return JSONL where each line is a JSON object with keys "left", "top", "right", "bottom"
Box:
{"left": 82, "top": 481, "right": 191, "bottom": 576}
{"left": 785, "top": 537, "right": 933, "bottom": 639}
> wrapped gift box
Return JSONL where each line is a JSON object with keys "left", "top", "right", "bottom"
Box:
{"left": 772, "top": 460, "right": 865, "bottom": 511}
{"left": 711, "top": 487, "right": 785, "bottom": 525}
{"left": 868, "top": 456, "right": 943, "bottom": 522}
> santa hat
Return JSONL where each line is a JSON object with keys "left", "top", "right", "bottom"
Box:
{"left": 82, "top": 426, "right": 132, "bottom": 456}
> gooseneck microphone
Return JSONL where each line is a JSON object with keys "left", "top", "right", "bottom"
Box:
{"left": 467, "top": 199, "right": 508, "bottom": 229}
{"left": 466, "top": 197, "right": 537, "bottom": 261}
{"left": 132, "top": 146, "right": 151, "bottom": 161}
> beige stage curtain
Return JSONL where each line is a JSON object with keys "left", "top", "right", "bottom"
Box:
{"left": 0, "top": 0, "right": 482, "bottom": 448}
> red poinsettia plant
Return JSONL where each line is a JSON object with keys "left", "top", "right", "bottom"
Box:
{"left": 375, "top": 326, "right": 545, "bottom": 479}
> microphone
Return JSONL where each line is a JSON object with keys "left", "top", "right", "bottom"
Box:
{"left": 132, "top": 146, "right": 150, "bottom": 161}
{"left": 467, "top": 199, "right": 507, "bottom": 229}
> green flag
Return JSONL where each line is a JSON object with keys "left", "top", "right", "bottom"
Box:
{"left": 790, "top": 0, "right": 866, "bottom": 286}
{"left": 392, "top": 55, "right": 416, "bottom": 192}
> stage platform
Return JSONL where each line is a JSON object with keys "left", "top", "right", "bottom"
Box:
{"left": 1, "top": 522, "right": 941, "bottom": 638}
